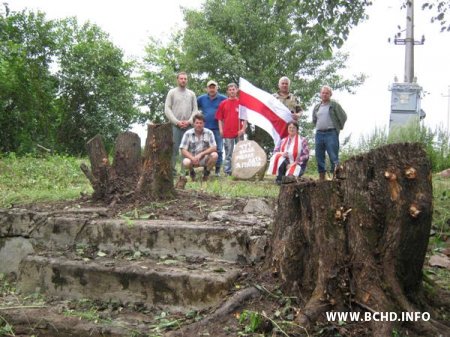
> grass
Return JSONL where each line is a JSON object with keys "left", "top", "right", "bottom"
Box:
{"left": 0, "top": 153, "right": 92, "bottom": 208}
{"left": 185, "top": 175, "right": 279, "bottom": 198}
{"left": 432, "top": 177, "right": 450, "bottom": 240}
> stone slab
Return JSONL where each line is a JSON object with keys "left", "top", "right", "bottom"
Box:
{"left": 18, "top": 255, "right": 240, "bottom": 311}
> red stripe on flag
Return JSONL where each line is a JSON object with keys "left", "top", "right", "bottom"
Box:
{"left": 292, "top": 135, "right": 299, "bottom": 160}
{"left": 239, "top": 91, "right": 289, "bottom": 139}
{"left": 287, "top": 165, "right": 296, "bottom": 175}
{"left": 272, "top": 153, "right": 284, "bottom": 175}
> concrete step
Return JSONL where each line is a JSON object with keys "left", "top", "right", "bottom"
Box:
{"left": 17, "top": 254, "right": 241, "bottom": 312}
{"left": 1, "top": 208, "right": 268, "bottom": 264}
{"left": 76, "top": 219, "right": 266, "bottom": 263}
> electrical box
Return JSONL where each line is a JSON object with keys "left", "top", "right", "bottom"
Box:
{"left": 389, "top": 82, "right": 425, "bottom": 130}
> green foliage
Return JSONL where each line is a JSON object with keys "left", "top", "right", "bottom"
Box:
{"left": 63, "top": 299, "right": 111, "bottom": 324}
{"left": 431, "top": 178, "right": 450, "bottom": 246}
{"left": 0, "top": 8, "right": 59, "bottom": 154}
{"left": 54, "top": 18, "right": 140, "bottom": 154}
{"left": 140, "top": 0, "right": 369, "bottom": 128}
{"left": 0, "top": 153, "right": 91, "bottom": 207}
{"left": 186, "top": 176, "right": 279, "bottom": 198}
{"left": 421, "top": 0, "right": 450, "bottom": 32}
{"left": 342, "top": 119, "right": 450, "bottom": 172}
{"left": 0, "top": 317, "right": 15, "bottom": 337}
{"left": 238, "top": 310, "right": 263, "bottom": 333}
{"left": 148, "top": 311, "right": 182, "bottom": 335}
{"left": 0, "top": 5, "right": 141, "bottom": 155}
{"left": 138, "top": 35, "right": 187, "bottom": 123}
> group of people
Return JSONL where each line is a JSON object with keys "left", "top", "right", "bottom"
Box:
{"left": 164, "top": 72, "right": 347, "bottom": 186}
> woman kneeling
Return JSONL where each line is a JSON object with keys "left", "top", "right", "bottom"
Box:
{"left": 267, "top": 122, "right": 309, "bottom": 185}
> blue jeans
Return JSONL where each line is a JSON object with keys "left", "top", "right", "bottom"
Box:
{"left": 223, "top": 137, "right": 240, "bottom": 174}
{"left": 172, "top": 125, "right": 190, "bottom": 175}
{"left": 315, "top": 129, "right": 339, "bottom": 174}
{"left": 211, "top": 129, "right": 223, "bottom": 171}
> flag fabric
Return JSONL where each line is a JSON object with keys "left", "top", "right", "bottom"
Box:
{"left": 267, "top": 134, "right": 303, "bottom": 177}
{"left": 238, "top": 77, "right": 293, "bottom": 146}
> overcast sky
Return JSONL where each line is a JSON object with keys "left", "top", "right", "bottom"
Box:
{"left": 10, "top": 0, "right": 450, "bottom": 144}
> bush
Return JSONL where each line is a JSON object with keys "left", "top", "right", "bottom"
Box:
{"left": 341, "top": 119, "right": 450, "bottom": 172}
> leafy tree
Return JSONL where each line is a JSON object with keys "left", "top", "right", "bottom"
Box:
{"left": 138, "top": 35, "right": 187, "bottom": 123}
{"left": 420, "top": 0, "right": 450, "bottom": 31}
{"left": 0, "top": 4, "right": 141, "bottom": 155}
{"left": 54, "top": 18, "right": 140, "bottom": 154}
{"left": 140, "top": 0, "right": 369, "bottom": 149}
{"left": 0, "top": 6, "right": 59, "bottom": 153}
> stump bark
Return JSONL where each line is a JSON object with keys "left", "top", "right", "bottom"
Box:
{"left": 270, "top": 143, "right": 449, "bottom": 336}
{"left": 81, "top": 123, "right": 174, "bottom": 203}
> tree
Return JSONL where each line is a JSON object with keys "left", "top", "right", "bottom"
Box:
{"left": 0, "top": 6, "right": 59, "bottom": 153}
{"left": 140, "top": 0, "right": 368, "bottom": 149}
{"left": 421, "top": 0, "right": 450, "bottom": 32}
{"left": 137, "top": 35, "right": 187, "bottom": 123}
{"left": 54, "top": 18, "right": 141, "bottom": 154}
{"left": 0, "top": 4, "right": 141, "bottom": 155}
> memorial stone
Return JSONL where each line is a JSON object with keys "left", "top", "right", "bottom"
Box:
{"left": 231, "top": 140, "right": 267, "bottom": 180}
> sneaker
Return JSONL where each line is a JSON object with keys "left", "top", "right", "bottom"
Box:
{"left": 175, "top": 176, "right": 187, "bottom": 189}
{"left": 189, "top": 169, "right": 196, "bottom": 182}
{"left": 275, "top": 179, "right": 282, "bottom": 186}
{"left": 215, "top": 167, "right": 221, "bottom": 177}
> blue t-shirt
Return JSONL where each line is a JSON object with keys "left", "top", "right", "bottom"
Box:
{"left": 197, "top": 93, "right": 227, "bottom": 130}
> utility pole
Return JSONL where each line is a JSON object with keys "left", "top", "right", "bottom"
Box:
{"left": 394, "top": 0, "right": 424, "bottom": 83}
{"left": 404, "top": 0, "right": 415, "bottom": 83}
{"left": 389, "top": 0, "right": 425, "bottom": 131}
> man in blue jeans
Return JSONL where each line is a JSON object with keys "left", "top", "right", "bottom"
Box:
{"left": 312, "top": 85, "right": 347, "bottom": 181}
{"left": 197, "top": 80, "right": 227, "bottom": 176}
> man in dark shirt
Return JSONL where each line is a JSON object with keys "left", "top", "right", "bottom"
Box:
{"left": 197, "top": 80, "right": 227, "bottom": 176}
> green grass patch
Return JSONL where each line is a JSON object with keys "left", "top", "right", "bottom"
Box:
{"left": 432, "top": 177, "right": 450, "bottom": 241}
{"left": 185, "top": 176, "right": 280, "bottom": 198}
{"left": 0, "top": 153, "right": 92, "bottom": 207}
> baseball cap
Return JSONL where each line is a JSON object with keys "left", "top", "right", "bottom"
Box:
{"left": 207, "top": 80, "right": 218, "bottom": 87}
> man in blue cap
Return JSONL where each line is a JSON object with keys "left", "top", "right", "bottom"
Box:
{"left": 197, "top": 80, "right": 227, "bottom": 176}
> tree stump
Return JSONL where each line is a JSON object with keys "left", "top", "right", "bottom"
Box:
{"left": 270, "top": 143, "right": 449, "bottom": 336}
{"left": 136, "top": 123, "right": 174, "bottom": 199}
{"left": 81, "top": 123, "right": 174, "bottom": 203}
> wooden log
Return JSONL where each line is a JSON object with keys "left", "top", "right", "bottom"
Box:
{"left": 84, "top": 134, "right": 116, "bottom": 200}
{"left": 86, "top": 134, "right": 110, "bottom": 175}
{"left": 135, "top": 123, "right": 174, "bottom": 199}
{"left": 112, "top": 131, "right": 141, "bottom": 180}
{"left": 270, "top": 143, "right": 448, "bottom": 336}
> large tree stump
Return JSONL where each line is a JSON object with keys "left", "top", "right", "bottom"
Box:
{"left": 81, "top": 124, "right": 174, "bottom": 203}
{"left": 270, "top": 143, "right": 449, "bottom": 336}
{"left": 135, "top": 123, "right": 174, "bottom": 199}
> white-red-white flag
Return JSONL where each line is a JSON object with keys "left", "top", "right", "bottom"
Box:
{"left": 238, "top": 77, "right": 293, "bottom": 146}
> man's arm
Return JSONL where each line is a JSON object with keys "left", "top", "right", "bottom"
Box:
{"left": 216, "top": 104, "right": 224, "bottom": 136}
{"left": 292, "top": 96, "right": 303, "bottom": 120}
{"left": 181, "top": 148, "right": 195, "bottom": 161}
{"left": 187, "top": 91, "right": 199, "bottom": 125}
{"left": 200, "top": 145, "right": 217, "bottom": 156}
{"left": 336, "top": 102, "right": 347, "bottom": 129}
{"left": 296, "top": 137, "right": 310, "bottom": 166}
{"left": 238, "top": 120, "right": 247, "bottom": 137}
{"left": 164, "top": 89, "right": 179, "bottom": 125}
